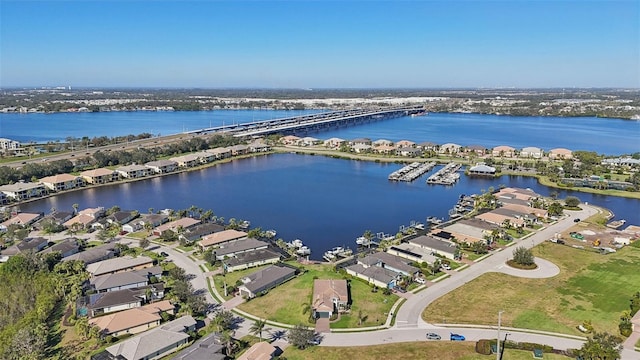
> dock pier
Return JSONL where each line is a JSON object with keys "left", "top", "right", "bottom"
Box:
{"left": 388, "top": 161, "right": 436, "bottom": 182}
{"left": 426, "top": 162, "right": 462, "bottom": 185}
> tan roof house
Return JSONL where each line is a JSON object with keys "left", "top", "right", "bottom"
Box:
{"left": 116, "top": 164, "right": 149, "bottom": 179}
{"left": 237, "top": 341, "right": 276, "bottom": 360}
{"left": 207, "top": 147, "right": 232, "bottom": 159}
{"left": 40, "top": 173, "right": 84, "bottom": 191}
{"left": 280, "top": 135, "right": 301, "bottom": 145}
{"left": 548, "top": 148, "right": 573, "bottom": 159}
{"left": 80, "top": 168, "right": 118, "bottom": 184}
{"left": 86, "top": 255, "right": 155, "bottom": 277}
{"left": 323, "top": 137, "right": 346, "bottom": 148}
{"left": 492, "top": 145, "right": 516, "bottom": 158}
{"left": 152, "top": 217, "right": 201, "bottom": 236}
{"left": 199, "top": 229, "right": 248, "bottom": 251}
{"left": 170, "top": 154, "right": 200, "bottom": 168}
{"left": 520, "top": 146, "right": 543, "bottom": 158}
{"left": 0, "top": 182, "right": 47, "bottom": 201}
{"left": 312, "top": 279, "right": 349, "bottom": 319}
{"left": 145, "top": 160, "right": 177, "bottom": 174}
{"left": 476, "top": 212, "right": 526, "bottom": 227}
{"left": 63, "top": 207, "right": 105, "bottom": 229}
{"left": 439, "top": 143, "right": 462, "bottom": 155}
{"left": 1, "top": 212, "right": 43, "bottom": 227}
{"left": 89, "top": 300, "right": 174, "bottom": 337}
{"left": 502, "top": 203, "right": 548, "bottom": 218}
{"left": 395, "top": 140, "right": 416, "bottom": 148}
{"left": 374, "top": 144, "right": 396, "bottom": 155}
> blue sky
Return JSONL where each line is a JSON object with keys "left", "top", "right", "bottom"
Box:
{"left": 1, "top": 1, "right": 638, "bottom": 88}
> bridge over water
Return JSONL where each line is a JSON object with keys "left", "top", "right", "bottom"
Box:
{"left": 185, "top": 106, "right": 426, "bottom": 137}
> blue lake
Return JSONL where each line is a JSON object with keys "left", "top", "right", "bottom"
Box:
{"left": 20, "top": 153, "right": 640, "bottom": 260}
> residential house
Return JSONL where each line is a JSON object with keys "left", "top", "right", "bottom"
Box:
{"left": 173, "top": 332, "right": 225, "bottom": 360}
{"left": 63, "top": 207, "right": 105, "bottom": 229}
{"left": 0, "top": 192, "right": 7, "bottom": 205}
{"left": 86, "top": 255, "right": 154, "bottom": 277}
{"left": 228, "top": 144, "right": 250, "bottom": 156}
{"left": 417, "top": 142, "right": 438, "bottom": 151}
{"left": 170, "top": 154, "right": 200, "bottom": 168}
{"left": 179, "top": 223, "right": 225, "bottom": 244}
{"left": 223, "top": 249, "right": 282, "bottom": 273}
{"left": 494, "top": 187, "right": 540, "bottom": 204}
{"left": 122, "top": 213, "right": 169, "bottom": 233}
{"left": 601, "top": 157, "right": 640, "bottom": 167}
{"left": 213, "top": 238, "right": 269, "bottom": 261}
{"left": 299, "top": 137, "right": 321, "bottom": 146}
{"left": 395, "top": 147, "right": 422, "bottom": 157}
{"left": 91, "top": 271, "right": 150, "bottom": 293}
{"left": 408, "top": 235, "right": 458, "bottom": 260}
{"left": 198, "top": 229, "right": 248, "bottom": 251}
{"left": 360, "top": 252, "right": 420, "bottom": 277}
{"left": 374, "top": 144, "right": 396, "bottom": 155}
{"left": 476, "top": 211, "right": 526, "bottom": 227}
{"left": 345, "top": 263, "right": 399, "bottom": 289}
{"left": 41, "top": 238, "right": 80, "bottom": 258}
{"left": 1, "top": 237, "right": 48, "bottom": 256}
{"left": 102, "top": 316, "right": 196, "bottom": 360}
{"left": 145, "top": 160, "right": 178, "bottom": 174}
{"left": 312, "top": 279, "right": 349, "bottom": 319}
{"left": 1, "top": 212, "right": 43, "bottom": 228}
{"left": 249, "top": 142, "right": 271, "bottom": 153}
{"left": 84, "top": 288, "right": 145, "bottom": 317}
{"left": 0, "top": 138, "right": 20, "bottom": 152}
{"left": 192, "top": 151, "right": 216, "bottom": 163}
{"left": 107, "top": 210, "right": 138, "bottom": 226}
{"left": 207, "top": 147, "right": 232, "bottom": 159}
{"left": 238, "top": 264, "right": 297, "bottom": 299}
{"left": 152, "top": 217, "right": 200, "bottom": 237}
{"left": 88, "top": 300, "right": 174, "bottom": 337}
{"left": 468, "top": 163, "right": 496, "bottom": 176}
{"left": 492, "top": 145, "right": 516, "bottom": 158}
{"left": 280, "top": 135, "right": 301, "bottom": 145}
{"left": 323, "top": 137, "right": 346, "bottom": 148}
{"left": 0, "top": 182, "right": 47, "bottom": 201}
{"left": 502, "top": 203, "right": 548, "bottom": 219}
{"left": 80, "top": 168, "right": 118, "bottom": 184}
{"left": 116, "top": 164, "right": 149, "bottom": 179}
{"left": 36, "top": 211, "right": 73, "bottom": 229}
{"left": 466, "top": 145, "right": 487, "bottom": 156}
{"left": 237, "top": 342, "right": 277, "bottom": 360}
{"left": 386, "top": 244, "right": 439, "bottom": 265}
{"left": 439, "top": 143, "right": 462, "bottom": 155}
{"left": 520, "top": 146, "right": 543, "bottom": 158}
{"left": 548, "top": 148, "right": 573, "bottom": 160}
{"left": 395, "top": 140, "right": 416, "bottom": 148}
{"left": 40, "top": 173, "right": 84, "bottom": 191}
{"left": 352, "top": 143, "right": 372, "bottom": 153}
{"left": 64, "top": 243, "right": 118, "bottom": 264}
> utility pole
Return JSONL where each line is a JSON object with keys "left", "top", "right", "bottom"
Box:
{"left": 499, "top": 333, "right": 510, "bottom": 360}
{"left": 497, "top": 310, "right": 503, "bottom": 360}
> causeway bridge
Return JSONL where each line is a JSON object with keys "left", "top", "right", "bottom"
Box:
{"left": 185, "top": 106, "right": 426, "bottom": 137}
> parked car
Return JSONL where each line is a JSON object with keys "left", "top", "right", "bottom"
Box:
{"left": 426, "top": 332, "right": 441, "bottom": 340}
{"left": 441, "top": 263, "right": 451, "bottom": 271}
{"left": 450, "top": 333, "right": 465, "bottom": 341}
{"left": 573, "top": 218, "right": 581, "bottom": 223}
{"left": 160, "top": 251, "right": 169, "bottom": 257}
{"left": 415, "top": 277, "right": 426, "bottom": 284}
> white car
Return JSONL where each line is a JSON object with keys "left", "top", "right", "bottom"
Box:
{"left": 441, "top": 263, "right": 451, "bottom": 271}
{"left": 415, "top": 277, "right": 426, "bottom": 284}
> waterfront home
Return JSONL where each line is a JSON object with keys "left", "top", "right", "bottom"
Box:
{"left": 86, "top": 255, "right": 154, "bottom": 277}
{"left": 198, "top": 229, "right": 248, "bottom": 251}
{"left": 418, "top": 141, "right": 438, "bottom": 151}
{"left": 280, "top": 135, "right": 301, "bottom": 145}
{"left": 466, "top": 144, "right": 487, "bottom": 156}
{"left": 63, "top": 207, "right": 105, "bottom": 229}
{"left": 223, "top": 248, "right": 282, "bottom": 273}
{"left": 548, "top": 148, "right": 573, "bottom": 160}
{"left": 299, "top": 136, "right": 321, "bottom": 146}
{"left": 145, "top": 160, "right": 178, "bottom": 174}
{"left": 444, "top": 218, "right": 499, "bottom": 242}
{"left": 408, "top": 235, "right": 458, "bottom": 260}
{"left": 170, "top": 153, "right": 200, "bottom": 168}
{"left": 359, "top": 251, "right": 420, "bottom": 277}
{"left": 207, "top": 147, "right": 232, "bottom": 159}
{"left": 386, "top": 244, "right": 439, "bottom": 265}
{"left": 40, "top": 238, "right": 80, "bottom": 258}
{"left": 63, "top": 243, "right": 118, "bottom": 264}
{"left": 102, "top": 315, "right": 196, "bottom": 360}
{"left": 502, "top": 203, "right": 548, "bottom": 218}
{"left": 345, "top": 263, "right": 399, "bottom": 289}
{"left": 249, "top": 142, "right": 271, "bottom": 152}
{"left": 0, "top": 211, "right": 43, "bottom": 228}
{"left": 237, "top": 342, "right": 277, "bottom": 360}
{"left": 492, "top": 145, "right": 516, "bottom": 158}
{"left": 238, "top": 264, "right": 297, "bottom": 299}
{"left": 375, "top": 144, "right": 396, "bottom": 155}
{"left": 350, "top": 138, "right": 372, "bottom": 146}
{"left": 193, "top": 151, "right": 216, "bottom": 163}
{"left": 228, "top": 144, "right": 250, "bottom": 156}
{"left": 0, "top": 182, "right": 47, "bottom": 201}
{"left": 107, "top": 210, "right": 138, "bottom": 226}
{"left": 312, "top": 279, "right": 349, "bottom": 319}
{"left": 40, "top": 173, "right": 84, "bottom": 192}
{"left": 0, "top": 138, "right": 20, "bottom": 152}
{"left": 372, "top": 139, "right": 394, "bottom": 147}
{"left": 395, "top": 147, "right": 422, "bottom": 157}
{"left": 88, "top": 300, "right": 174, "bottom": 337}
{"left": 116, "top": 164, "right": 149, "bottom": 179}
{"left": 80, "top": 168, "right": 118, "bottom": 184}
{"left": 1, "top": 236, "right": 48, "bottom": 257}
{"left": 122, "top": 213, "right": 169, "bottom": 233}
{"left": 561, "top": 177, "right": 634, "bottom": 191}
{"left": 520, "top": 146, "right": 543, "bottom": 158}
{"left": 35, "top": 210, "right": 73, "bottom": 229}
{"left": 601, "top": 157, "right": 640, "bottom": 167}
{"left": 152, "top": 217, "right": 200, "bottom": 237}
{"left": 213, "top": 238, "right": 268, "bottom": 261}
{"left": 495, "top": 187, "right": 540, "bottom": 204}
{"left": 396, "top": 140, "right": 416, "bottom": 148}
{"left": 323, "top": 137, "right": 346, "bottom": 148}
{"left": 352, "top": 143, "right": 372, "bottom": 153}
{"left": 468, "top": 163, "right": 496, "bottom": 176}
{"left": 439, "top": 143, "right": 462, "bottom": 155}
{"left": 179, "top": 222, "right": 225, "bottom": 244}
{"left": 492, "top": 207, "right": 539, "bottom": 224}
{"left": 476, "top": 211, "right": 526, "bottom": 227}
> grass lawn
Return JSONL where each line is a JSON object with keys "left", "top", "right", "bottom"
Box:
{"left": 461, "top": 250, "right": 484, "bottom": 261}
{"left": 213, "top": 265, "right": 272, "bottom": 301}
{"left": 126, "top": 231, "right": 148, "bottom": 239}
{"left": 177, "top": 244, "right": 195, "bottom": 252}
{"left": 235, "top": 263, "right": 396, "bottom": 328}
{"left": 281, "top": 342, "right": 571, "bottom": 360}
{"left": 423, "top": 242, "right": 640, "bottom": 335}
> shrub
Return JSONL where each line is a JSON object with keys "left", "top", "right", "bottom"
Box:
{"left": 512, "top": 246, "right": 535, "bottom": 266}
{"left": 475, "top": 339, "right": 494, "bottom": 355}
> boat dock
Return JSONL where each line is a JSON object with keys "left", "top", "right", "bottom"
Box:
{"left": 388, "top": 161, "right": 436, "bottom": 182}
{"left": 426, "top": 162, "right": 462, "bottom": 185}
{"left": 606, "top": 219, "right": 626, "bottom": 229}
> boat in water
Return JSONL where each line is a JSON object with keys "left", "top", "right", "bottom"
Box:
{"left": 296, "top": 246, "right": 311, "bottom": 256}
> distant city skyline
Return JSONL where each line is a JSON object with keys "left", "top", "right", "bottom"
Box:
{"left": 1, "top": 1, "right": 638, "bottom": 89}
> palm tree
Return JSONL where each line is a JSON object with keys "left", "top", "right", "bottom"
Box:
{"left": 249, "top": 319, "right": 268, "bottom": 341}
{"left": 220, "top": 330, "right": 235, "bottom": 356}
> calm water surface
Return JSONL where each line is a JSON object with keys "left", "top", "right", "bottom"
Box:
{"left": 21, "top": 154, "right": 640, "bottom": 260}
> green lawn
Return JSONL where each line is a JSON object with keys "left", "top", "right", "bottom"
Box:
{"left": 235, "top": 263, "right": 396, "bottom": 328}
{"left": 213, "top": 264, "right": 272, "bottom": 301}
{"left": 281, "top": 342, "right": 571, "bottom": 360}
{"left": 126, "top": 231, "right": 148, "bottom": 239}
{"left": 423, "top": 242, "right": 640, "bottom": 335}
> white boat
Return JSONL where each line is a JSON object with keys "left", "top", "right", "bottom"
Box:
{"left": 265, "top": 229, "right": 277, "bottom": 238}
{"left": 414, "top": 223, "right": 425, "bottom": 230}
{"left": 290, "top": 239, "right": 304, "bottom": 248}
{"left": 239, "top": 220, "right": 250, "bottom": 229}
{"left": 355, "top": 236, "right": 369, "bottom": 246}
{"left": 323, "top": 251, "right": 336, "bottom": 261}
{"left": 296, "top": 246, "right": 311, "bottom": 256}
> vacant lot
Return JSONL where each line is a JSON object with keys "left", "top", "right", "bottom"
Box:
{"left": 423, "top": 241, "right": 640, "bottom": 335}
{"left": 235, "top": 263, "right": 396, "bottom": 327}
{"left": 281, "top": 342, "right": 572, "bottom": 360}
